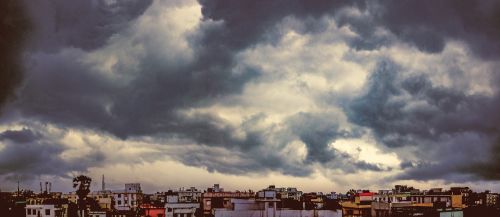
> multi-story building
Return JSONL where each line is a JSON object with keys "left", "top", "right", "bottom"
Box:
{"left": 213, "top": 188, "right": 341, "bottom": 217}
{"left": 341, "top": 192, "right": 373, "bottom": 217}
{"left": 89, "top": 190, "right": 113, "bottom": 210}
{"left": 486, "top": 193, "right": 499, "bottom": 207}
{"left": 140, "top": 203, "right": 166, "bottom": 217}
{"left": 165, "top": 190, "right": 200, "bottom": 217}
{"left": 113, "top": 183, "right": 143, "bottom": 211}
{"left": 176, "top": 187, "right": 202, "bottom": 203}
{"left": 201, "top": 184, "right": 254, "bottom": 217}
{"left": 26, "top": 204, "right": 61, "bottom": 217}
{"left": 89, "top": 210, "right": 108, "bottom": 217}
{"left": 262, "top": 185, "right": 303, "bottom": 201}
{"left": 25, "top": 198, "right": 68, "bottom": 217}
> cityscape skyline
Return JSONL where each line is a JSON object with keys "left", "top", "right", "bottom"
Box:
{"left": 2, "top": 0, "right": 500, "bottom": 197}
{"left": 1, "top": 181, "right": 499, "bottom": 217}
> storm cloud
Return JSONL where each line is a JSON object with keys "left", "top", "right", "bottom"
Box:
{"left": 0, "top": 0, "right": 30, "bottom": 112}
{"left": 347, "top": 60, "right": 500, "bottom": 181}
{"left": 0, "top": 0, "right": 500, "bottom": 190}
{"left": 0, "top": 128, "right": 105, "bottom": 180}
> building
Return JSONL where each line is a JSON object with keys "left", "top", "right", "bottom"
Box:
{"left": 486, "top": 192, "right": 499, "bottom": 207}
{"left": 341, "top": 192, "right": 373, "bottom": 217}
{"left": 213, "top": 189, "right": 341, "bottom": 217}
{"left": 25, "top": 198, "right": 68, "bottom": 217}
{"left": 165, "top": 190, "right": 200, "bottom": 217}
{"left": 177, "top": 187, "right": 202, "bottom": 203}
{"left": 202, "top": 184, "right": 254, "bottom": 216}
{"left": 89, "top": 210, "right": 108, "bottom": 217}
{"left": 141, "top": 204, "right": 166, "bottom": 217}
{"left": 263, "top": 185, "right": 303, "bottom": 201}
{"left": 26, "top": 203, "right": 67, "bottom": 217}
{"left": 113, "top": 183, "right": 143, "bottom": 211}
{"left": 89, "top": 190, "right": 113, "bottom": 210}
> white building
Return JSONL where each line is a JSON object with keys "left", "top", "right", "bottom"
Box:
{"left": 113, "top": 183, "right": 142, "bottom": 211}
{"left": 26, "top": 204, "right": 62, "bottom": 217}
{"left": 89, "top": 210, "right": 107, "bottom": 217}
{"left": 177, "top": 187, "right": 202, "bottom": 203}
{"left": 165, "top": 191, "right": 200, "bottom": 217}
{"left": 263, "top": 185, "right": 303, "bottom": 201}
{"left": 214, "top": 198, "right": 341, "bottom": 217}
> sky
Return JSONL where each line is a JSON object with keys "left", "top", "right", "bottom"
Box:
{"left": 1, "top": 0, "right": 500, "bottom": 194}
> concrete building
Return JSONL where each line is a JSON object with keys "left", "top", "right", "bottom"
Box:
{"left": 341, "top": 192, "right": 373, "bottom": 217}
{"left": 165, "top": 190, "right": 200, "bottom": 217}
{"left": 213, "top": 190, "right": 340, "bottom": 217}
{"left": 26, "top": 204, "right": 63, "bottom": 217}
{"left": 89, "top": 210, "right": 108, "bottom": 217}
{"left": 177, "top": 187, "right": 202, "bottom": 203}
{"left": 202, "top": 184, "right": 254, "bottom": 216}
{"left": 141, "top": 204, "right": 166, "bottom": 217}
{"left": 25, "top": 198, "right": 68, "bottom": 217}
{"left": 89, "top": 190, "right": 113, "bottom": 210}
{"left": 263, "top": 185, "right": 303, "bottom": 201}
{"left": 113, "top": 183, "right": 143, "bottom": 211}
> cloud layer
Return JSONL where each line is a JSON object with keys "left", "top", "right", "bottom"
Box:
{"left": 0, "top": 0, "right": 499, "bottom": 190}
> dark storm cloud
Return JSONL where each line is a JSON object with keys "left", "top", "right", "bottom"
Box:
{"left": 346, "top": 60, "right": 500, "bottom": 181}
{"left": 2, "top": 0, "right": 500, "bottom": 182}
{"left": 0, "top": 0, "right": 30, "bottom": 112}
{"left": 7, "top": 0, "right": 365, "bottom": 140}
{"left": 166, "top": 112, "right": 385, "bottom": 176}
{"left": 340, "top": 0, "right": 500, "bottom": 58}
{"left": 23, "top": 0, "right": 153, "bottom": 51}
{"left": 0, "top": 128, "right": 41, "bottom": 143}
{"left": 0, "top": 128, "right": 105, "bottom": 178}
{"left": 198, "top": 0, "right": 365, "bottom": 48}
{"left": 0, "top": 0, "right": 152, "bottom": 112}
{"left": 287, "top": 112, "right": 385, "bottom": 172}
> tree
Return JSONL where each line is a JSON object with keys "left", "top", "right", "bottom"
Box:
{"left": 73, "top": 175, "right": 92, "bottom": 217}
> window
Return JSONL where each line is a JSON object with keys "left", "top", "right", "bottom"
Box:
{"left": 118, "top": 200, "right": 122, "bottom": 205}
{"left": 27, "top": 209, "right": 31, "bottom": 215}
{"left": 45, "top": 209, "right": 51, "bottom": 215}
{"left": 167, "top": 208, "right": 173, "bottom": 212}
{"left": 118, "top": 194, "right": 122, "bottom": 198}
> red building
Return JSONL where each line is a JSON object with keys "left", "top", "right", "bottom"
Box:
{"left": 141, "top": 204, "right": 166, "bottom": 217}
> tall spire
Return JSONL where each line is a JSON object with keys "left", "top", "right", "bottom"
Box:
{"left": 102, "top": 174, "right": 105, "bottom": 191}
{"left": 17, "top": 178, "right": 20, "bottom": 196}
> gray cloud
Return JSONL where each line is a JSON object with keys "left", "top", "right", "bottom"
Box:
{"left": 164, "top": 111, "right": 386, "bottom": 176}
{"left": 341, "top": 0, "right": 500, "bottom": 58}
{"left": 346, "top": 60, "right": 500, "bottom": 181}
{"left": 23, "top": 0, "right": 153, "bottom": 52}
{"left": 0, "top": 128, "right": 105, "bottom": 179}
{"left": 0, "top": 0, "right": 30, "bottom": 112}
